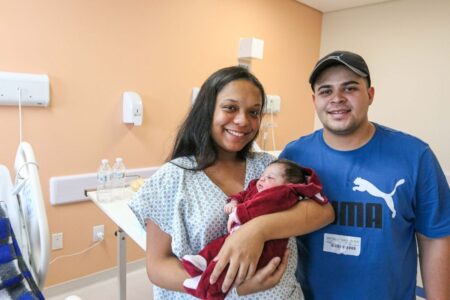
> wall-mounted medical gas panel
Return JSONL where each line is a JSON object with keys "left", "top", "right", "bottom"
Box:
{"left": 0, "top": 71, "right": 50, "bottom": 107}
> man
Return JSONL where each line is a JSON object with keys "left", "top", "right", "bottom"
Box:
{"left": 280, "top": 50, "right": 450, "bottom": 299}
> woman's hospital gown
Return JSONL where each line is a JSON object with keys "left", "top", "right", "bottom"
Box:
{"left": 129, "top": 152, "right": 303, "bottom": 299}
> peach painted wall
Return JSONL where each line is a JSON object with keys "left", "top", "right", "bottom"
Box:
{"left": 0, "top": 0, "right": 321, "bottom": 286}
{"left": 318, "top": 0, "right": 450, "bottom": 171}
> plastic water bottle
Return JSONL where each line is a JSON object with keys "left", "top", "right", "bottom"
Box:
{"left": 97, "top": 159, "right": 112, "bottom": 202}
{"left": 111, "top": 157, "right": 126, "bottom": 200}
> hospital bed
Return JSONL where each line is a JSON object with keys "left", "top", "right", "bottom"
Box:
{"left": 0, "top": 142, "right": 49, "bottom": 298}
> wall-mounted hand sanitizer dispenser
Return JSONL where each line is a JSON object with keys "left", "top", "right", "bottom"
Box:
{"left": 122, "top": 91, "right": 143, "bottom": 126}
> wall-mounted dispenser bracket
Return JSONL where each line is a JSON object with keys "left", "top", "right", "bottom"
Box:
{"left": 0, "top": 71, "right": 50, "bottom": 107}
{"left": 238, "top": 37, "right": 264, "bottom": 71}
{"left": 238, "top": 38, "right": 264, "bottom": 60}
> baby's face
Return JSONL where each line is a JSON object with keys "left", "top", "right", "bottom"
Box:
{"left": 256, "top": 163, "right": 288, "bottom": 192}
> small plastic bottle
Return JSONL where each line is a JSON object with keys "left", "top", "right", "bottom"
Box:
{"left": 97, "top": 159, "right": 112, "bottom": 202}
{"left": 111, "top": 157, "right": 126, "bottom": 200}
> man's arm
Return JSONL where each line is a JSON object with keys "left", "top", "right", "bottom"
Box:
{"left": 417, "top": 233, "right": 450, "bottom": 300}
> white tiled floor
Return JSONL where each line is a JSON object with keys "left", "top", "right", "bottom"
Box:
{"left": 43, "top": 254, "right": 427, "bottom": 299}
{"left": 44, "top": 264, "right": 153, "bottom": 300}
{"left": 44, "top": 268, "right": 427, "bottom": 300}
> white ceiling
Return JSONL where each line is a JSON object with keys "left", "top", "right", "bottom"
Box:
{"left": 296, "top": 0, "right": 394, "bottom": 13}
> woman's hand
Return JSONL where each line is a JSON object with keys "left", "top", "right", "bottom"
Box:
{"left": 236, "top": 249, "right": 289, "bottom": 296}
{"left": 210, "top": 222, "right": 265, "bottom": 293}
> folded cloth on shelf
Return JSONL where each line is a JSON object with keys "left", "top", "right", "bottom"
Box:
{"left": 0, "top": 202, "right": 44, "bottom": 300}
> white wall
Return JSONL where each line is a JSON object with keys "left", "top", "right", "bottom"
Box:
{"left": 317, "top": 0, "right": 450, "bottom": 172}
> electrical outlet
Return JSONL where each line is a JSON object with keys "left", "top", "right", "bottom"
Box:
{"left": 93, "top": 225, "right": 105, "bottom": 242}
{"left": 52, "top": 232, "right": 63, "bottom": 250}
{"left": 264, "top": 95, "right": 281, "bottom": 113}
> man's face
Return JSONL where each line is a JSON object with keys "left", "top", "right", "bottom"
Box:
{"left": 313, "top": 65, "right": 374, "bottom": 137}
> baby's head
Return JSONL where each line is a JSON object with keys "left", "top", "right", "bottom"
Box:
{"left": 256, "top": 159, "right": 306, "bottom": 192}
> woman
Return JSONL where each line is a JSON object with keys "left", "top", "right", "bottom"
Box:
{"left": 129, "top": 66, "right": 334, "bottom": 299}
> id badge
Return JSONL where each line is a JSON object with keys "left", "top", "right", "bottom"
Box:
{"left": 323, "top": 233, "right": 361, "bottom": 256}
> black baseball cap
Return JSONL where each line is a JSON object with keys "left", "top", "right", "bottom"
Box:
{"left": 309, "top": 50, "right": 371, "bottom": 89}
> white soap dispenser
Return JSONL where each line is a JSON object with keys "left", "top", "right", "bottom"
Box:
{"left": 122, "top": 91, "right": 143, "bottom": 126}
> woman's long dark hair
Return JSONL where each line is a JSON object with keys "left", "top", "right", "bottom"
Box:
{"left": 169, "top": 66, "right": 266, "bottom": 170}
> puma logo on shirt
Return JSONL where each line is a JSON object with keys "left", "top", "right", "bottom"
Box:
{"left": 331, "top": 178, "right": 406, "bottom": 229}
{"left": 352, "top": 177, "right": 405, "bottom": 218}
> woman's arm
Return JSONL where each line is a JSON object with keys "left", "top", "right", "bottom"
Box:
{"left": 252, "top": 198, "right": 335, "bottom": 238}
{"left": 210, "top": 200, "right": 335, "bottom": 291}
{"left": 146, "top": 219, "right": 189, "bottom": 292}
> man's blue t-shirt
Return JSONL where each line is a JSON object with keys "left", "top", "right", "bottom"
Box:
{"left": 280, "top": 123, "right": 450, "bottom": 300}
